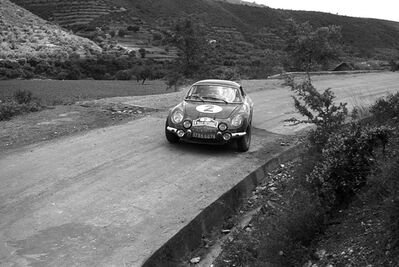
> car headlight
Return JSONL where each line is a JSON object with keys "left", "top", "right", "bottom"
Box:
{"left": 218, "top": 123, "right": 228, "bottom": 131}
{"left": 171, "top": 109, "right": 184, "bottom": 124}
{"left": 231, "top": 114, "right": 243, "bottom": 127}
{"left": 183, "top": 120, "right": 192, "bottom": 129}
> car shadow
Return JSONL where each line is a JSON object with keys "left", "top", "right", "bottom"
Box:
{"left": 165, "top": 140, "right": 240, "bottom": 156}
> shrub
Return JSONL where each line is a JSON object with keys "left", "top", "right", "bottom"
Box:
{"left": 13, "top": 89, "right": 32, "bottom": 104}
{"left": 370, "top": 92, "right": 399, "bottom": 123}
{"left": 217, "top": 162, "right": 326, "bottom": 267}
{"left": 286, "top": 75, "right": 348, "bottom": 151}
{"left": 65, "top": 69, "right": 81, "bottom": 80}
{"left": 115, "top": 69, "right": 133, "bottom": 80}
{"left": 389, "top": 59, "right": 399, "bottom": 72}
{"left": 3, "top": 68, "right": 21, "bottom": 79}
{"left": 127, "top": 25, "right": 140, "bottom": 32}
{"left": 0, "top": 90, "right": 42, "bottom": 121}
{"left": 0, "top": 100, "right": 42, "bottom": 121}
{"left": 307, "top": 123, "right": 392, "bottom": 207}
{"left": 0, "top": 102, "right": 16, "bottom": 120}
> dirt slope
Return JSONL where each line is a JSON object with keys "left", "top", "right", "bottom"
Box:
{"left": 0, "top": 0, "right": 101, "bottom": 60}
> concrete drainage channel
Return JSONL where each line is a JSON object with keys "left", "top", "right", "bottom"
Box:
{"left": 142, "top": 144, "right": 304, "bottom": 267}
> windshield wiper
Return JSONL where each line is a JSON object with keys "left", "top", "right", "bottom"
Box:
{"left": 201, "top": 96, "right": 228, "bottom": 104}
{"left": 186, "top": 95, "right": 205, "bottom": 102}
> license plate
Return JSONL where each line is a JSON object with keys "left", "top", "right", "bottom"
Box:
{"left": 193, "top": 132, "right": 216, "bottom": 139}
{"left": 193, "top": 119, "right": 217, "bottom": 128}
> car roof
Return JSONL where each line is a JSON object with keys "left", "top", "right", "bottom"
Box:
{"left": 192, "top": 79, "right": 241, "bottom": 89}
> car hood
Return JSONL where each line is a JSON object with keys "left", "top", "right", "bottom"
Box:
{"left": 182, "top": 101, "right": 241, "bottom": 119}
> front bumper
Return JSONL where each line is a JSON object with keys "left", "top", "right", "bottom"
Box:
{"left": 166, "top": 126, "right": 246, "bottom": 144}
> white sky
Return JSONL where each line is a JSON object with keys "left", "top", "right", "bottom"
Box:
{"left": 253, "top": 0, "right": 398, "bottom": 22}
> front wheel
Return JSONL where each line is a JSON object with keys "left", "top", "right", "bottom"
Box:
{"left": 236, "top": 125, "right": 251, "bottom": 152}
{"left": 165, "top": 121, "right": 179, "bottom": 143}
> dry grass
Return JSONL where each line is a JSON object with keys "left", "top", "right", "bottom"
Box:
{"left": 0, "top": 79, "right": 169, "bottom": 106}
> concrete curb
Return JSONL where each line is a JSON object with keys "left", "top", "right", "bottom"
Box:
{"left": 142, "top": 143, "right": 304, "bottom": 266}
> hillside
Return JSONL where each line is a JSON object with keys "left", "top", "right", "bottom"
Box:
{"left": 10, "top": 0, "right": 399, "bottom": 61}
{"left": 287, "top": 10, "right": 399, "bottom": 59}
{"left": 0, "top": 0, "right": 101, "bottom": 60}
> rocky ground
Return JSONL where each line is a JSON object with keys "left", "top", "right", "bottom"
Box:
{"left": 0, "top": 102, "right": 156, "bottom": 153}
{"left": 207, "top": 161, "right": 398, "bottom": 267}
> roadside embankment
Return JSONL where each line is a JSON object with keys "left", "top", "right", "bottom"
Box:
{"left": 143, "top": 143, "right": 304, "bottom": 266}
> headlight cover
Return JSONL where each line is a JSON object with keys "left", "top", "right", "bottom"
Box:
{"left": 183, "top": 120, "right": 192, "bottom": 129}
{"left": 231, "top": 114, "right": 243, "bottom": 127}
{"left": 171, "top": 109, "right": 184, "bottom": 124}
{"left": 218, "top": 123, "right": 228, "bottom": 131}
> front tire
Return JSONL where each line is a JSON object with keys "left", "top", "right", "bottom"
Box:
{"left": 165, "top": 121, "right": 179, "bottom": 143}
{"left": 237, "top": 124, "right": 251, "bottom": 152}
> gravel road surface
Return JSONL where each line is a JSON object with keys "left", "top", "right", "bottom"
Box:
{"left": 0, "top": 72, "right": 398, "bottom": 266}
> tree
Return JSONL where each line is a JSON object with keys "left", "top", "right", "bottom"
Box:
{"left": 285, "top": 19, "right": 343, "bottom": 71}
{"left": 132, "top": 66, "right": 152, "bottom": 84}
{"left": 138, "top": 48, "right": 146, "bottom": 58}
{"left": 170, "top": 19, "right": 207, "bottom": 77}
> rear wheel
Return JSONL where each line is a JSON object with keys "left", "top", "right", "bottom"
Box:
{"left": 165, "top": 121, "right": 179, "bottom": 143}
{"left": 237, "top": 124, "right": 251, "bottom": 152}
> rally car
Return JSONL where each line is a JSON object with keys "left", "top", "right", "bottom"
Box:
{"left": 165, "top": 79, "right": 253, "bottom": 152}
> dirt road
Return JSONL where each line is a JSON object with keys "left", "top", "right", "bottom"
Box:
{"left": 0, "top": 72, "right": 398, "bottom": 266}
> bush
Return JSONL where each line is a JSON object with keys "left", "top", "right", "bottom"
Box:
{"left": 3, "top": 68, "right": 21, "bottom": 79}
{"left": 0, "top": 90, "right": 42, "bottom": 121}
{"left": 370, "top": 92, "right": 399, "bottom": 123}
{"left": 13, "top": 89, "right": 32, "bottom": 104}
{"left": 127, "top": 25, "right": 140, "bottom": 32}
{"left": 0, "top": 102, "right": 17, "bottom": 120}
{"left": 65, "top": 69, "right": 81, "bottom": 80}
{"left": 389, "top": 59, "right": 399, "bottom": 71}
{"left": 217, "top": 163, "right": 326, "bottom": 267}
{"left": 0, "top": 101, "right": 42, "bottom": 121}
{"left": 286, "top": 75, "right": 348, "bottom": 151}
{"left": 307, "top": 124, "right": 391, "bottom": 207}
{"left": 115, "top": 69, "right": 133, "bottom": 80}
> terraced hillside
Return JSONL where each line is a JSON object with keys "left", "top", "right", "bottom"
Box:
{"left": 11, "top": 0, "right": 399, "bottom": 61}
{"left": 0, "top": 0, "right": 101, "bottom": 60}
{"left": 10, "top": 0, "right": 125, "bottom": 28}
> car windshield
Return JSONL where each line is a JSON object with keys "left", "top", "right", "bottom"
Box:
{"left": 186, "top": 85, "right": 242, "bottom": 103}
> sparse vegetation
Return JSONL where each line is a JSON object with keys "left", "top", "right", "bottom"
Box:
{"left": 215, "top": 78, "right": 399, "bottom": 266}
{"left": 0, "top": 89, "right": 42, "bottom": 121}
{"left": 285, "top": 75, "right": 348, "bottom": 150}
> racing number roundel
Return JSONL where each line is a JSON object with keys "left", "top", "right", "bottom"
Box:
{"left": 196, "top": 104, "right": 223, "bottom": 114}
